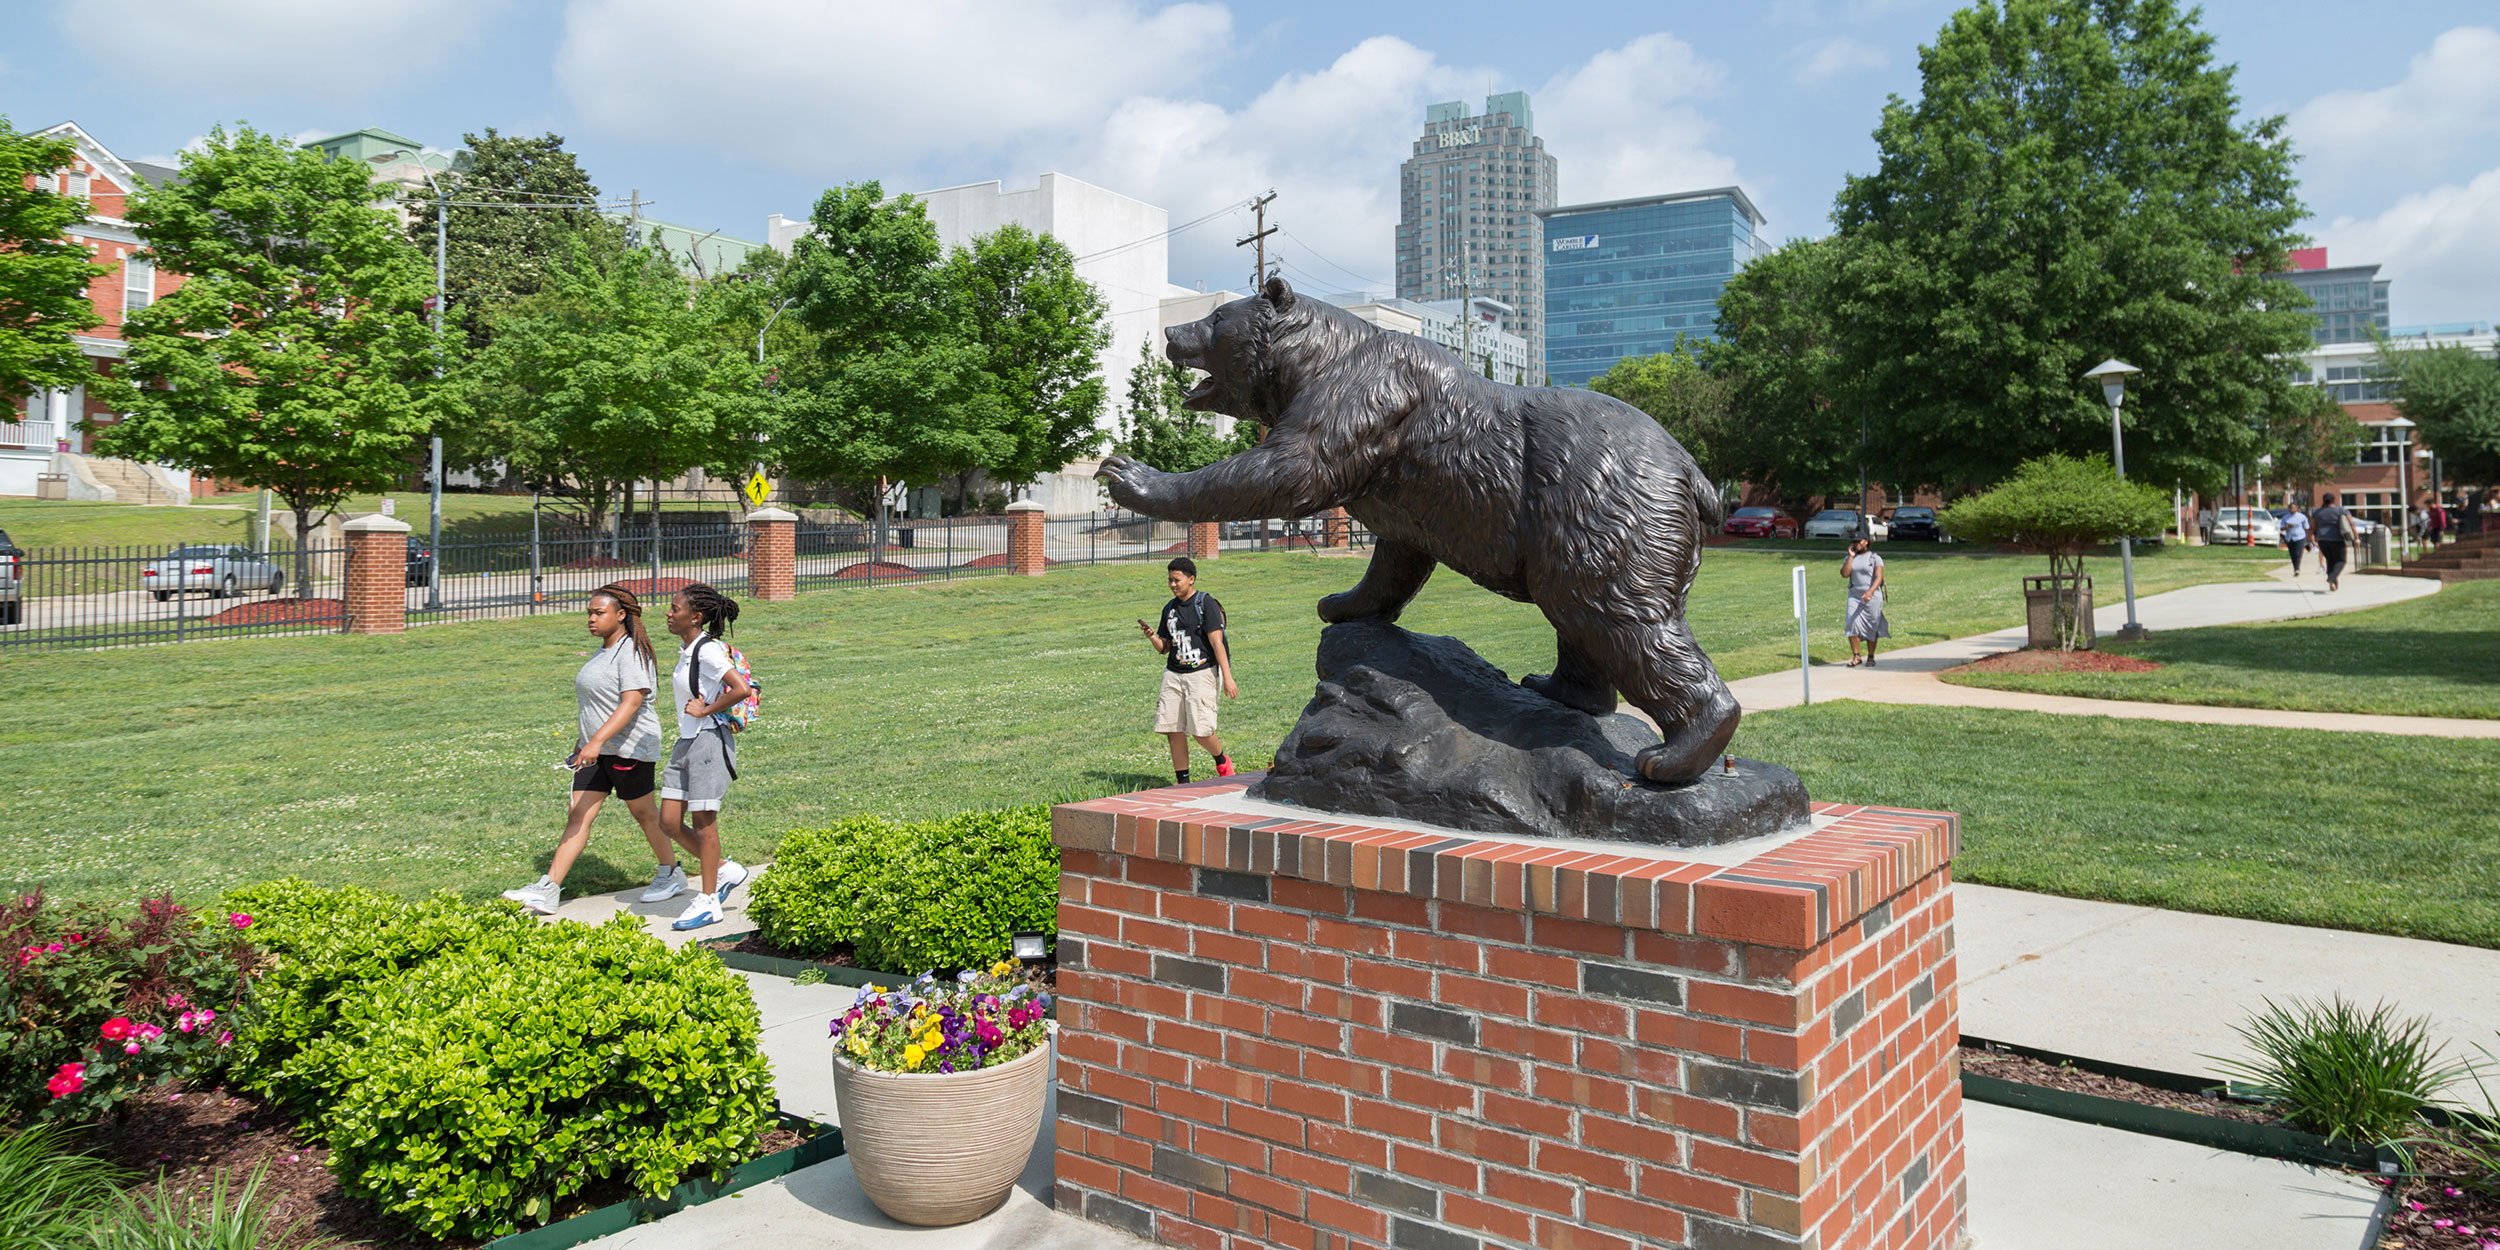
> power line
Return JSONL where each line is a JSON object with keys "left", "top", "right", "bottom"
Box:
{"left": 1279, "top": 227, "right": 1383, "bottom": 291}
{"left": 1072, "top": 195, "right": 1258, "bottom": 265}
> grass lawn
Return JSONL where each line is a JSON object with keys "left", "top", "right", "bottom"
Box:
{"left": 1731, "top": 701, "right": 2500, "bottom": 948}
{"left": 0, "top": 499, "right": 256, "bottom": 550}
{"left": 1940, "top": 580, "right": 2500, "bottom": 720}
{"left": 1, "top": 545, "right": 2310, "bottom": 913}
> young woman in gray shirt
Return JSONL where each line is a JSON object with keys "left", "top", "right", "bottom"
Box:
{"left": 503, "top": 584, "right": 675, "bottom": 916}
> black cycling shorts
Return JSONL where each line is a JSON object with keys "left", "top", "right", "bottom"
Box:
{"left": 572, "top": 754, "right": 657, "bottom": 801}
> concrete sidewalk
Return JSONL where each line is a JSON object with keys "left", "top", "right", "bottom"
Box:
{"left": 1725, "top": 570, "right": 2500, "bottom": 736}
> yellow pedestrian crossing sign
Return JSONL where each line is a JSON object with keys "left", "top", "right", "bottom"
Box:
{"left": 743, "top": 470, "right": 772, "bottom": 507}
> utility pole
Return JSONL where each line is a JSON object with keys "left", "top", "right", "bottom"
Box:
{"left": 1237, "top": 191, "right": 1276, "bottom": 289}
{"left": 625, "top": 189, "right": 647, "bottom": 248}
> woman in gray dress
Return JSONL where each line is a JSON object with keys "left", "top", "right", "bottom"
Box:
{"left": 1843, "top": 537, "right": 1889, "bottom": 666}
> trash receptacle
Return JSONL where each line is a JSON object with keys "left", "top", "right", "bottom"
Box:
{"left": 2023, "top": 574, "right": 2093, "bottom": 648}
{"left": 2363, "top": 525, "right": 2392, "bottom": 567}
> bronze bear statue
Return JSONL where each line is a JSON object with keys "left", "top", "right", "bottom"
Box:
{"left": 1098, "top": 277, "right": 1739, "bottom": 785}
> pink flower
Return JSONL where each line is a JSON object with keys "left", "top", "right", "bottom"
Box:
{"left": 122, "top": 1042, "right": 140, "bottom": 1055}
{"left": 45, "top": 1063, "right": 84, "bottom": 1098}
{"left": 216, "top": 1030, "right": 232, "bottom": 1046}
{"left": 100, "top": 1017, "right": 134, "bottom": 1041}
{"left": 135, "top": 1023, "right": 163, "bottom": 1042}
{"left": 228, "top": 913, "right": 252, "bottom": 929}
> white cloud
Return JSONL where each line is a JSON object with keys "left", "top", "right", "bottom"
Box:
{"left": 2288, "top": 26, "right": 2500, "bottom": 199}
{"left": 1537, "top": 33, "right": 1740, "bottom": 207}
{"left": 1788, "top": 36, "right": 1889, "bottom": 86}
{"left": 2315, "top": 166, "right": 2500, "bottom": 327}
{"left": 56, "top": 0, "right": 491, "bottom": 95}
{"left": 554, "top": 0, "right": 1232, "bottom": 171}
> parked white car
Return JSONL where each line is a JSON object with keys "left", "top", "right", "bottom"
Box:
{"left": 1801, "top": 509, "right": 1865, "bottom": 540}
{"left": 143, "top": 545, "right": 286, "bottom": 600}
{"left": 2210, "top": 508, "right": 2280, "bottom": 546}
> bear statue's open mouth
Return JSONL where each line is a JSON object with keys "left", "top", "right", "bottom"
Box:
{"left": 1181, "top": 375, "right": 1223, "bottom": 408}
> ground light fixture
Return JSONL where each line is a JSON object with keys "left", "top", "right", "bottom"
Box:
{"left": 2083, "top": 358, "right": 2147, "bottom": 641}
{"left": 1011, "top": 931, "right": 1050, "bottom": 963}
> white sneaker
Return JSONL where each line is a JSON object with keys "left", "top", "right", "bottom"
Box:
{"left": 671, "top": 893, "right": 724, "bottom": 931}
{"left": 716, "top": 860, "right": 749, "bottom": 900}
{"left": 502, "top": 880, "right": 560, "bottom": 915}
{"left": 639, "top": 864, "right": 688, "bottom": 903}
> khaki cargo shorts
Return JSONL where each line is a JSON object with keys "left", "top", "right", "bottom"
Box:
{"left": 1154, "top": 667, "right": 1220, "bottom": 736}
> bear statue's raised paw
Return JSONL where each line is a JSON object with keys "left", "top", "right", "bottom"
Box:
{"left": 1317, "top": 589, "right": 1403, "bottom": 625}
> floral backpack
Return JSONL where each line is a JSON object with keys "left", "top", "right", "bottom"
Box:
{"left": 695, "top": 637, "right": 761, "bottom": 733}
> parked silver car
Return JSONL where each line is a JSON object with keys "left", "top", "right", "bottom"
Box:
{"left": 0, "top": 526, "right": 20, "bottom": 625}
{"left": 144, "top": 545, "right": 286, "bottom": 600}
{"left": 2210, "top": 508, "right": 2279, "bottom": 545}
{"left": 1801, "top": 509, "right": 1866, "bottom": 540}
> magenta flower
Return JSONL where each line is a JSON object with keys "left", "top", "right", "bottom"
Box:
{"left": 45, "top": 1063, "right": 85, "bottom": 1098}
{"left": 229, "top": 913, "right": 253, "bottom": 929}
{"left": 100, "top": 1017, "right": 134, "bottom": 1041}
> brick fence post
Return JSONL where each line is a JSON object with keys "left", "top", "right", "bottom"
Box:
{"left": 746, "top": 507, "right": 796, "bottom": 601}
{"left": 1187, "top": 521, "right": 1219, "bottom": 561}
{"left": 1007, "top": 500, "right": 1047, "bottom": 576}
{"left": 1049, "top": 783, "right": 1969, "bottom": 1250}
{"left": 342, "top": 515, "right": 409, "bottom": 635}
{"left": 1320, "top": 506, "right": 1351, "bottom": 548}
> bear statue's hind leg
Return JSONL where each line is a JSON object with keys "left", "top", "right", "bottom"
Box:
{"left": 1633, "top": 681, "right": 1740, "bottom": 786}
{"left": 1568, "top": 610, "right": 1739, "bottom": 785}
{"left": 1522, "top": 639, "right": 1615, "bottom": 717}
{"left": 1318, "top": 539, "right": 1436, "bottom": 624}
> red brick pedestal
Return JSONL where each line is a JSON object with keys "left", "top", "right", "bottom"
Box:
{"left": 746, "top": 507, "right": 795, "bottom": 601}
{"left": 1320, "top": 508, "right": 1351, "bottom": 549}
{"left": 1189, "top": 522, "right": 1220, "bottom": 562}
{"left": 342, "top": 515, "right": 409, "bottom": 635}
{"left": 1050, "top": 779, "right": 1964, "bottom": 1250}
{"left": 1009, "top": 501, "right": 1048, "bottom": 576}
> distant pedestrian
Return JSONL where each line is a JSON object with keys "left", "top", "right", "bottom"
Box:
{"left": 505, "top": 584, "right": 673, "bottom": 916}
{"left": 1139, "top": 557, "right": 1237, "bottom": 783}
{"left": 2279, "top": 505, "right": 2311, "bottom": 577}
{"left": 2197, "top": 507, "right": 2215, "bottom": 546}
{"left": 658, "top": 583, "right": 755, "bottom": 932}
{"left": 2311, "top": 493, "right": 2354, "bottom": 592}
{"left": 1842, "top": 537, "right": 1889, "bottom": 666}
{"left": 2427, "top": 499, "right": 2449, "bottom": 547}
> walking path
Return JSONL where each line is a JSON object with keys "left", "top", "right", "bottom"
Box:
{"left": 1723, "top": 568, "right": 2500, "bottom": 736}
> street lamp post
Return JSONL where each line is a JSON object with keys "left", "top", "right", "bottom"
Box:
{"left": 2083, "top": 359, "right": 2146, "bottom": 641}
{"left": 369, "top": 150, "right": 448, "bottom": 610}
{"left": 2385, "top": 415, "right": 2418, "bottom": 561}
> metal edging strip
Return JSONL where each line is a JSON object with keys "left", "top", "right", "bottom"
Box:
{"left": 481, "top": 1109, "right": 844, "bottom": 1250}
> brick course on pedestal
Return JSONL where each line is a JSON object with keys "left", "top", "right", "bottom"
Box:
{"left": 746, "top": 507, "right": 796, "bottom": 601}
{"left": 342, "top": 515, "right": 409, "bottom": 635}
{"left": 1009, "top": 501, "right": 1048, "bottom": 576}
{"left": 1189, "top": 522, "right": 1220, "bottom": 562}
{"left": 1321, "top": 508, "right": 1351, "bottom": 549}
{"left": 1050, "top": 778, "right": 1964, "bottom": 1250}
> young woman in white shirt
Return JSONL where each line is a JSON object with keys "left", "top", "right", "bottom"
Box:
{"left": 657, "top": 583, "right": 756, "bottom": 931}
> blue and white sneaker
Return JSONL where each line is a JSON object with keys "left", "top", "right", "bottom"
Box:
{"left": 716, "top": 860, "right": 749, "bottom": 900}
{"left": 671, "top": 893, "right": 724, "bottom": 931}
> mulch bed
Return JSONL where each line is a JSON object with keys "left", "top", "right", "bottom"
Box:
{"left": 2378, "top": 1138, "right": 2500, "bottom": 1247}
{"left": 82, "top": 1081, "right": 807, "bottom": 1249}
{"left": 830, "top": 561, "right": 920, "bottom": 580}
{"left": 587, "top": 576, "right": 704, "bottom": 598}
{"left": 959, "top": 553, "right": 1055, "bottom": 570}
{"left": 1949, "top": 648, "right": 2164, "bottom": 675}
{"left": 1957, "top": 1045, "right": 2274, "bottom": 1125}
{"left": 204, "top": 599, "right": 345, "bottom": 627}
{"left": 560, "top": 556, "right": 628, "bottom": 570}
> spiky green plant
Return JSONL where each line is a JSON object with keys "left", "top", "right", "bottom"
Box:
{"left": 84, "top": 1165, "right": 346, "bottom": 1250}
{"left": 2212, "top": 996, "right": 2466, "bottom": 1144}
{"left": 0, "top": 1126, "right": 124, "bottom": 1250}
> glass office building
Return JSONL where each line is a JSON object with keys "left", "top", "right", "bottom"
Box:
{"left": 1538, "top": 188, "right": 1764, "bottom": 387}
{"left": 1396, "top": 92, "right": 1559, "bottom": 372}
{"left": 2264, "top": 249, "right": 2390, "bottom": 345}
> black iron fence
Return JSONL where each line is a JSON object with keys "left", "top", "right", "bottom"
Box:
{"left": 0, "top": 509, "right": 1372, "bottom": 651}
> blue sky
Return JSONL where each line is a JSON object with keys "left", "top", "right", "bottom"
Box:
{"left": 6, "top": 0, "right": 2495, "bottom": 322}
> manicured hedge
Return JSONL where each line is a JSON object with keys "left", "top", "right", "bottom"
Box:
{"left": 748, "top": 805, "right": 1058, "bottom": 974}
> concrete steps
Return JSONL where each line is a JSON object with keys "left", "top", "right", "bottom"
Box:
{"left": 2396, "top": 530, "right": 2500, "bottom": 581}
{"left": 67, "top": 455, "right": 187, "bottom": 506}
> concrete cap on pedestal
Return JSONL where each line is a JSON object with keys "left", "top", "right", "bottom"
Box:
{"left": 1005, "top": 501, "right": 1045, "bottom": 513}
{"left": 744, "top": 507, "right": 797, "bottom": 523}
{"left": 342, "top": 514, "right": 412, "bottom": 533}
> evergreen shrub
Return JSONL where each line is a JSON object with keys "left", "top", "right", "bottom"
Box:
{"left": 750, "top": 805, "right": 1058, "bottom": 974}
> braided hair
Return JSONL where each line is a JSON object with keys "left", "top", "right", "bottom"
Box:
{"left": 588, "top": 583, "right": 657, "bottom": 667}
{"left": 678, "top": 582, "right": 740, "bottom": 639}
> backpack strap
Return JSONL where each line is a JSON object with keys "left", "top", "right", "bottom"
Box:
{"left": 691, "top": 636, "right": 718, "bottom": 704}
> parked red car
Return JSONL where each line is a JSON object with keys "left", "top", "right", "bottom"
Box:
{"left": 1721, "top": 507, "right": 1798, "bottom": 539}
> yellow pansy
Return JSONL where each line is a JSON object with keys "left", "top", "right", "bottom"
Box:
{"left": 922, "top": 1029, "right": 942, "bottom": 1050}
{"left": 903, "top": 1045, "right": 924, "bottom": 1068}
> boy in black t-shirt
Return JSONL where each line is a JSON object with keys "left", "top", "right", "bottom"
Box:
{"left": 1138, "top": 557, "right": 1239, "bottom": 783}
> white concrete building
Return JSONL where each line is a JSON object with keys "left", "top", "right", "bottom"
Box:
{"left": 1317, "top": 291, "right": 1531, "bottom": 384}
{"left": 772, "top": 173, "right": 1179, "bottom": 516}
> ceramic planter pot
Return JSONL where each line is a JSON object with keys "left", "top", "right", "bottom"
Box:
{"left": 830, "top": 1025, "right": 1054, "bottom": 1226}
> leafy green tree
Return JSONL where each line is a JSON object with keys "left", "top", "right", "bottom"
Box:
{"left": 451, "top": 238, "right": 767, "bottom": 535}
{"left": 0, "top": 119, "right": 105, "bottom": 398}
{"left": 1706, "top": 237, "right": 1860, "bottom": 503}
{"left": 772, "top": 183, "right": 990, "bottom": 499}
{"left": 1830, "top": 0, "right": 2313, "bottom": 494}
{"left": 945, "top": 223, "right": 1110, "bottom": 504}
{"left": 1938, "top": 453, "right": 2171, "bottom": 649}
{"left": 93, "top": 125, "right": 435, "bottom": 596}
{"left": 1588, "top": 336, "right": 1736, "bottom": 482}
{"left": 409, "top": 129, "right": 609, "bottom": 355}
{"left": 2378, "top": 341, "right": 2500, "bottom": 487}
{"left": 1112, "top": 337, "right": 1251, "bottom": 473}
{"left": 2264, "top": 384, "right": 2366, "bottom": 499}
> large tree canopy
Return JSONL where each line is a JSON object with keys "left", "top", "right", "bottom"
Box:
{"left": 945, "top": 223, "right": 1110, "bottom": 493}
{"left": 409, "top": 128, "right": 608, "bottom": 356}
{"left": 1587, "top": 337, "right": 1736, "bottom": 486}
{"left": 1830, "top": 0, "right": 2313, "bottom": 494}
{"left": 94, "top": 125, "right": 435, "bottom": 593}
{"left": 1705, "top": 237, "right": 1862, "bottom": 504}
{"left": 2379, "top": 341, "right": 2500, "bottom": 488}
{"left": 0, "top": 119, "right": 105, "bottom": 398}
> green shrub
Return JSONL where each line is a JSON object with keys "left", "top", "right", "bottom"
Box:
{"left": 214, "top": 880, "right": 526, "bottom": 1114}
{"left": 750, "top": 805, "right": 1058, "bottom": 975}
{"left": 0, "top": 1125, "right": 123, "bottom": 1250}
{"left": 305, "top": 915, "right": 774, "bottom": 1240}
{"left": 2211, "top": 996, "right": 2466, "bottom": 1144}
{"left": 2, "top": 893, "right": 262, "bottom": 1126}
